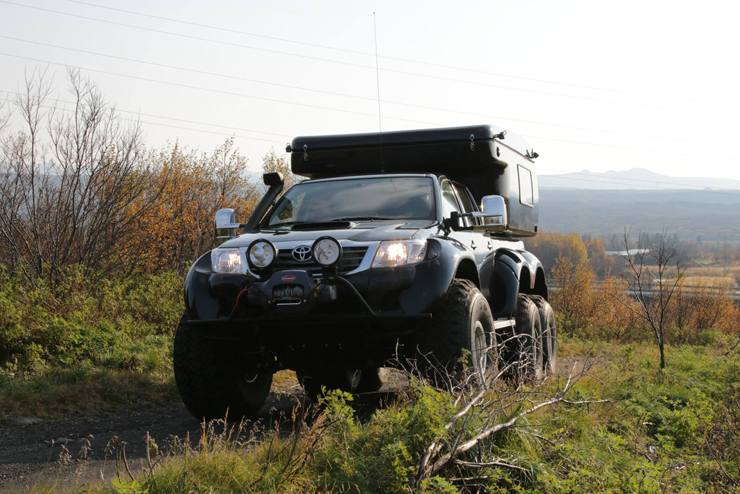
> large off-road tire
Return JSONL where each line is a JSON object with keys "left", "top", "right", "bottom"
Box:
{"left": 530, "top": 295, "right": 557, "bottom": 375}
{"left": 508, "top": 294, "right": 544, "bottom": 381}
{"left": 173, "top": 315, "right": 272, "bottom": 421}
{"left": 415, "top": 279, "right": 496, "bottom": 378}
{"left": 297, "top": 367, "right": 362, "bottom": 401}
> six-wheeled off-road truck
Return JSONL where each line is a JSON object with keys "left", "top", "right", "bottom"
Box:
{"left": 174, "top": 125, "right": 556, "bottom": 420}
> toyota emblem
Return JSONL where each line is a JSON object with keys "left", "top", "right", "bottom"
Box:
{"left": 292, "top": 245, "right": 312, "bottom": 261}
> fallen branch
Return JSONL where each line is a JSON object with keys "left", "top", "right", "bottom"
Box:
{"left": 454, "top": 458, "right": 530, "bottom": 474}
{"left": 416, "top": 360, "right": 608, "bottom": 484}
{"left": 724, "top": 337, "right": 740, "bottom": 357}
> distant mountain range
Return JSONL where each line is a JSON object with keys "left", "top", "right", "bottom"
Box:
{"left": 539, "top": 168, "right": 740, "bottom": 191}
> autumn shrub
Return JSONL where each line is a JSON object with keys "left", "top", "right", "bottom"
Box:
{"left": 527, "top": 231, "right": 616, "bottom": 277}
{"left": 122, "top": 139, "right": 260, "bottom": 275}
{"left": 550, "top": 255, "right": 639, "bottom": 341}
{"left": 550, "top": 253, "right": 740, "bottom": 345}
{"left": 668, "top": 282, "right": 740, "bottom": 345}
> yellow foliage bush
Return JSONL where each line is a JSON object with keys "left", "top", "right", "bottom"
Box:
{"left": 122, "top": 139, "right": 260, "bottom": 274}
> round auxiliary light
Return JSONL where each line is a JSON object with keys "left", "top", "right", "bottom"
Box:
{"left": 312, "top": 237, "right": 342, "bottom": 267}
{"left": 247, "top": 239, "right": 277, "bottom": 269}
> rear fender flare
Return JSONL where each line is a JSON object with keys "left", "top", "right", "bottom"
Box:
{"left": 487, "top": 248, "right": 547, "bottom": 318}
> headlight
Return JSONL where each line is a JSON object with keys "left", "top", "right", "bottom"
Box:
{"left": 372, "top": 240, "right": 427, "bottom": 268}
{"left": 247, "top": 240, "right": 277, "bottom": 269}
{"left": 312, "top": 237, "right": 342, "bottom": 266}
{"left": 211, "top": 248, "right": 243, "bottom": 273}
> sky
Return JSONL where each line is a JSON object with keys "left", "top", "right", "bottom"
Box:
{"left": 1, "top": 0, "right": 740, "bottom": 183}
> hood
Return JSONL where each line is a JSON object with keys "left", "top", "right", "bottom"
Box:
{"left": 220, "top": 220, "right": 436, "bottom": 248}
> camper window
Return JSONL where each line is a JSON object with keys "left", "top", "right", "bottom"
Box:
{"left": 518, "top": 165, "right": 534, "bottom": 207}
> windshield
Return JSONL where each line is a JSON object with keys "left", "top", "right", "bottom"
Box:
{"left": 265, "top": 176, "right": 436, "bottom": 228}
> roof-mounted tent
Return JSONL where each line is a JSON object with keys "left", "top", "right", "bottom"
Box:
{"left": 287, "top": 125, "right": 539, "bottom": 237}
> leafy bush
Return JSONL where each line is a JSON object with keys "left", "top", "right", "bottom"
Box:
{"left": 0, "top": 266, "right": 182, "bottom": 374}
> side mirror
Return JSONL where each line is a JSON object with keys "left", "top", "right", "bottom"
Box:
{"left": 214, "top": 208, "right": 241, "bottom": 245}
{"left": 446, "top": 196, "right": 508, "bottom": 233}
{"left": 480, "top": 196, "right": 507, "bottom": 232}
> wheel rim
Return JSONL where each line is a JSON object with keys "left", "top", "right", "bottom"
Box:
{"left": 243, "top": 373, "right": 260, "bottom": 384}
{"left": 473, "top": 320, "right": 489, "bottom": 376}
{"left": 346, "top": 369, "right": 362, "bottom": 391}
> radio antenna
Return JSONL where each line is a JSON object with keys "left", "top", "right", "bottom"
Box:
{"left": 373, "top": 12, "right": 384, "bottom": 174}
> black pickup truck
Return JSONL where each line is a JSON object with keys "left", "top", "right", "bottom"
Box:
{"left": 174, "top": 125, "right": 557, "bottom": 420}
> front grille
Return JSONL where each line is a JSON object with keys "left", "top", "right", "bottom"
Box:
{"left": 274, "top": 246, "right": 369, "bottom": 275}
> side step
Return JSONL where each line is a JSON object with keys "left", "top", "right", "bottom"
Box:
{"left": 492, "top": 319, "right": 515, "bottom": 331}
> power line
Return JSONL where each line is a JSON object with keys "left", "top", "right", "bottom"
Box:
{"left": 9, "top": 95, "right": 740, "bottom": 194}
{"left": 61, "top": 0, "right": 738, "bottom": 109}
{"left": 0, "top": 52, "right": 444, "bottom": 127}
{"left": 3, "top": 54, "right": 740, "bottom": 165}
{"left": 538, "top": 168, "right": 740, "bottom": 192}
{"left": 0, "top": 88, "right": 294, "bottom": 139}
{"left": 0, "top": 35, "right": 378, "bottom": 103}
{"left": 537, "top": 173, "right": 740, "bottom": 196}
{"left": 23, "top": 100, "right": 288, "bottom": 145}
{"left": 4, "top": 0, "right": 740, "bottom": 119}
{"left": 3, "top": 36, "right": 740, "bottom": 150}
{"left": 63, "top": 0, "right": 373, "bottom": 57}
{"left": 530, "top": 134, "right": 740, "bottom": 163}
{"left": 16, "top": 97, "right": 740, "bottom": 193}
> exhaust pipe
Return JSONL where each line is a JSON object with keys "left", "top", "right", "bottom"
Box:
{"left": 243, "top": 172, "right": 285, "bottom": 233}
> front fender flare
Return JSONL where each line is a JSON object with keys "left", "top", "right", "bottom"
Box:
{"left": 399, "top": 237, "right": 476, "bottom": 314}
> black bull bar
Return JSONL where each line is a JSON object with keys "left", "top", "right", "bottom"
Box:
{"left": 186, "top": 271, "right": 432, "bottom": 339}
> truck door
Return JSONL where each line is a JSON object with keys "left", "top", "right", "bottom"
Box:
{"left": 440, "top": 179, "right": 489, "bottom": 267}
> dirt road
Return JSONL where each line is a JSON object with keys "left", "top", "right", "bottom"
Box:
{"left": 0, "top": 371, "right": 406, "bottom": 493}
{"left": 0, "top": 385, "right": 306, "bottom": 492}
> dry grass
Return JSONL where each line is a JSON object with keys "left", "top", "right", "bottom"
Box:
{"left": 271, "top": 370, "right": 300, "bottom": 395}
{"left": 683, "top": 276, "right": 736, "bottom": 288}
{"left": 684, "top": 265, "right": 740, "bottom": 286}
{"left": 0, "top": 369, "right": 178, "bottom": 420}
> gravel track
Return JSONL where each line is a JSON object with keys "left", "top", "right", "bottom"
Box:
{"left": 0, "top": 371, "right": 407, "bottom": 492}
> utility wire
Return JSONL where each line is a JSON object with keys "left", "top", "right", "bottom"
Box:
{"left": 0, "top": 52, "right": 443, "bottom": 127}
{"left": 3, "top": 93, "right": 740, "bottom": 194}
{"left": 11, "top": 97, "right": 740, "bottom": 194}
{"left": 529, "top": 134, "right": 740, "bottom": 162}
{"left": 22, "top": 100, "right": 288, "bottom": 144}
{"left": 538, "top": 168, "right": 740, "bottom": 191}
{"left": 0, "top": 35, "right": 378, "bottom": 103}
{"left": 60, "top": 0, "right": 738, "bottom": 109}
{"left": 2, "top": 53, "right": 740, "bottom": 165}
{"left": 4, "top": 0, "right": 740, "bottom": 119}
{"left": 0, "top": 89, "right": 294, "bottom": 139}
{"left": 537, "top": 174, "right": 740, "bottom": 195}
{"left": 11, "top": 95, "right": 740, "bottom": 193}
{"left": 3, "top": 37, "right": 740, "bottom": 150}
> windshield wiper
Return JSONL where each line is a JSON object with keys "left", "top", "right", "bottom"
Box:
{"left": 330, "top": 216, "right": 392, "bottom": 222}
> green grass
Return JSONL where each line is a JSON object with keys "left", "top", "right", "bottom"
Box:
{"left": 81, "top": 339, "right": 740, "bottom": 493}
{"left": 0, "top": 367, "right": 178, "bottom": 420}
{"left": 3, "top": 265, "right": 739, "bottom": 491}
